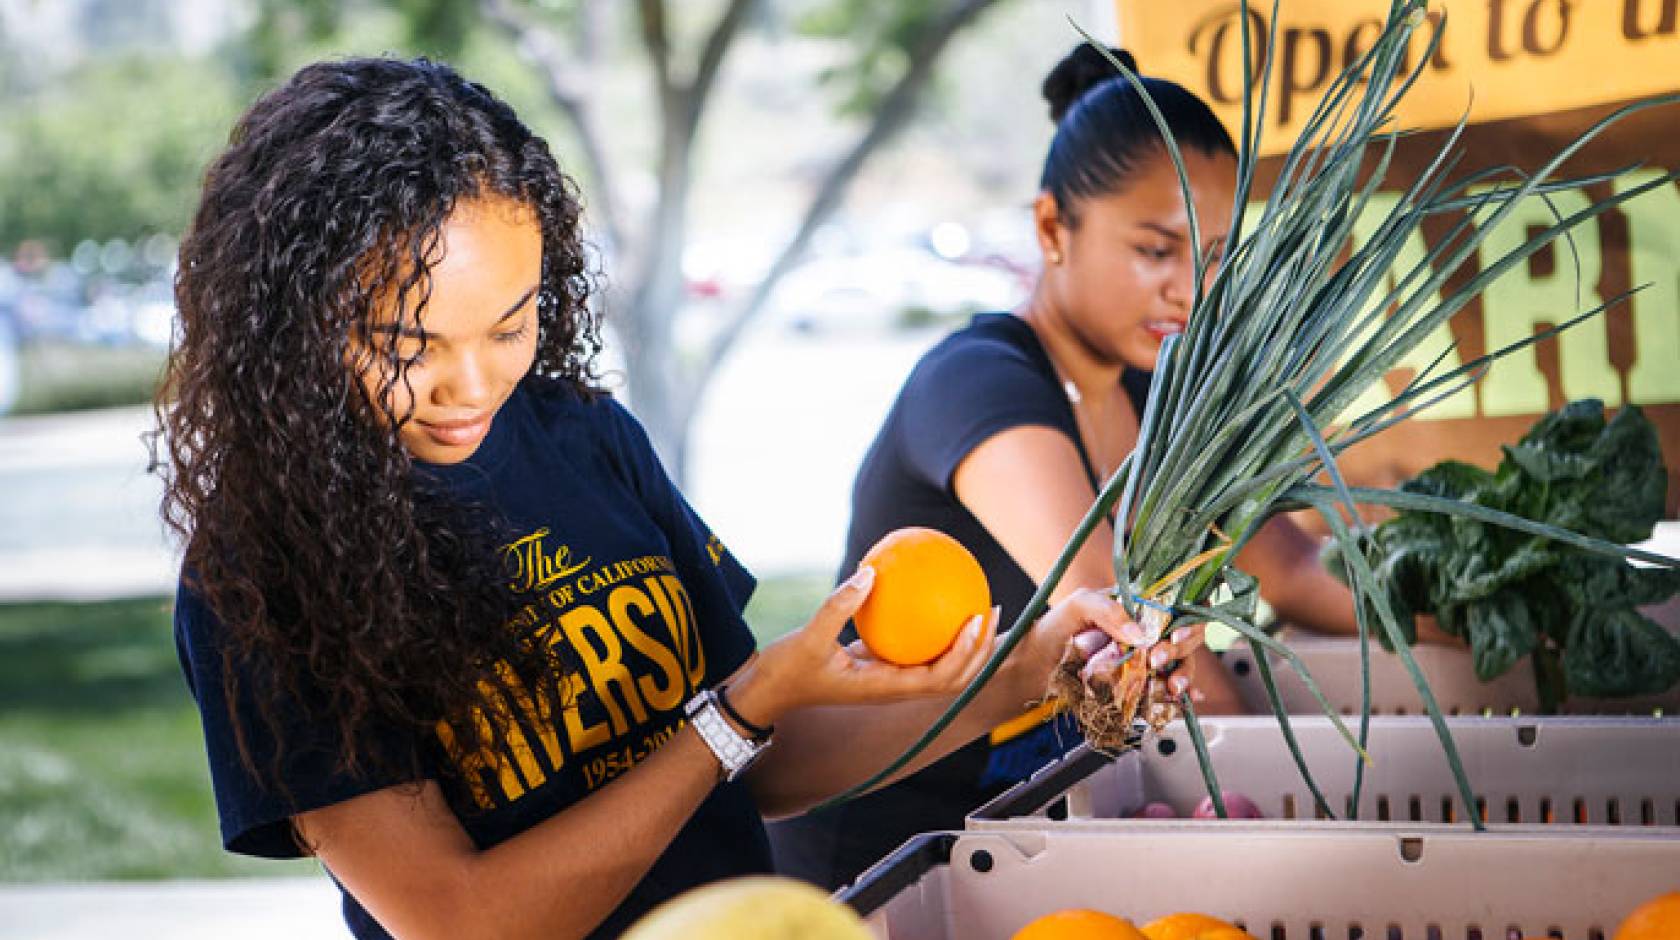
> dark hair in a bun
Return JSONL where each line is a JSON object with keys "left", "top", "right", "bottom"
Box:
{"left": 1040, "top": 43, "right": 1235, "bottom": 224}
{"left": 1042, "top": 44, "right": 1137, "bottom": 123}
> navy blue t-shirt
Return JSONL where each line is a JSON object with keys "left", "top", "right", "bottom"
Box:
{"left": 769, "top": 312, "right": 1150, "bottom": 889}
{"left": 175, "top": 378, "right": 768, "bottom": 939}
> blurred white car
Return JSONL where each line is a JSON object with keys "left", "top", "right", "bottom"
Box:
{"left": 759, "top": 248, "right": 1024, "bottom": 336}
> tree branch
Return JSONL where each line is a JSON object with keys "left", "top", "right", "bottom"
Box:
{"left": 477, "top": 0, "right": 624, "bottom": 250}
{"left": 636, "top": 0, "right": 674, "bottom": 98}
{"left": 692, "top": 0, "right": 1006, "bottom": 397}
{"left": 684, "top": 0, "right": 761, "bottom": 140}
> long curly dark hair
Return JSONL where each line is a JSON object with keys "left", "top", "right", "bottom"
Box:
{"left": 157, "top": 57, "right": 600, "bottom": 803}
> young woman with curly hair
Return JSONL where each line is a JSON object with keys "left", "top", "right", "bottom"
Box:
{"left": 157, "top": 57, "right": 1163, "bottom": 939}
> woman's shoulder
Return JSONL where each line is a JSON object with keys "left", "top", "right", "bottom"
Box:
{"left": 515, "top": 376, "right": 657, "bottom": 469}
{"left": 516, "top": 376, "right": 637, "bottom": 435}
{"left": 908, "top": 313, "right": 1056, "bottom": 393}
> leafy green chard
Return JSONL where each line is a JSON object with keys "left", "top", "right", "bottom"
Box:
{"left": 813, "top": 0, "right": 1680, "bottom": 825}
{"left": 1327, "top": 400, "right": 1680, "bottom": 711}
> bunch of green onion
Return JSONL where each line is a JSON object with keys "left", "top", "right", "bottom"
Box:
{"left": 822, "top": 0, "right": 1680, "bottom": 825}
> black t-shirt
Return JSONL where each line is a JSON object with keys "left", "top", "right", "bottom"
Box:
{"left": 175, "top": 378, "right": 767, "bottom": 939}
{"left": 768, "top": 312, "right": 1150, "bottom": 889}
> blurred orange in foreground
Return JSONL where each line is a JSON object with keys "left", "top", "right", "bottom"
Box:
{"left": 1615, "top": 891, "right": 1680, "bottom": 940}
{"left": 853, "top": 527, "right": 990, "bottom": 666}
{"left": 1012, "top": 908, "right": 1148, "bottom": 940}
{"left": 1142, "top": 912, "right": 1254, "bottom": 940}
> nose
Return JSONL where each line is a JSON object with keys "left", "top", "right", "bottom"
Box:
{"left": 1162, "top": 258, "right": 1196, "bottom": 313}
{"left": 433, "top": 348, "right": 494, "bottom": 409}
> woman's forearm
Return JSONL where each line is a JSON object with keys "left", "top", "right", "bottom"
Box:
{"left": 301, "top": 725, "right": 726, "bottom": 940}
{"left": 744, "top": 671, "right": 1037, "bottom": 819}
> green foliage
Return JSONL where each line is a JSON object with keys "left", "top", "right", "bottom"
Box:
{"left": 0, "top": 597, "right": 314, "bottom": 879}
{"left": 0, "top": 56, "right": 243, "bottom": 254}
{"left": 12, "top": 342, "right": 167, "bottom": 416}
{"left": 243, "top": 0, "right": 345, "bottom": 83}
{"left": 796, "top": 0, "right": 946, "bottom": 114}
{"left": 1332, "top": 400, "right": 1680, "bottom": 705}
{"left": 742, "top": 572, "right": 833, "bottom": 645}
{"left": 391, "top": 0, "right": 477, "bottom": 59}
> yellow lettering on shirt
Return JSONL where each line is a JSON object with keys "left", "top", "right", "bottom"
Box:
{"left": 609, "top": 582, "right": 688, "bottom": 712}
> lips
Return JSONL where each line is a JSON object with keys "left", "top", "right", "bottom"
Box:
{"left": 419, "top": 413, "right": 492, "bottom": 448}
{"left": 1143, "top": 318, "right": 1187, "bottom": 341}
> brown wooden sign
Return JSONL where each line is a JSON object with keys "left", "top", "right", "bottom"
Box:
{"left": 1115, "top": 0, "right": 1680, "bottom": 515}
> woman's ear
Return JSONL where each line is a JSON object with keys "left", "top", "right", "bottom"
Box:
{"left": 1033, "top": 192, "right": 1066, "bottom": 266}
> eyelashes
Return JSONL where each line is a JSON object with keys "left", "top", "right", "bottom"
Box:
{"left": 495, "top": 321, "right": 531, "bottom": 344}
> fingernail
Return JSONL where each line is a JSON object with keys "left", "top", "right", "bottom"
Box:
{"left": 1150, "top": 647, "right": 1169, "bottom": 670}
{"left": 1191, "top": 688, "right": 1207, "bottom": 703}
{"left": 849, "top": 566, "right": 875, "bottom": 591}
{"left": 1119, "top": 622, "right": 1147, "bottom": 646}
{"left": 1170, "top": 675, "right": 1190, "bottom": 695}
{"left": 1170, "top": 627, "right": 1191, "bottom": 645}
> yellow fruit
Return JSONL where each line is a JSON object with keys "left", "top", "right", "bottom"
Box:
{"left": 854, "top": 527, "right": 991, "bottom": 666}
{"left": 621, "top": 876, "right": 872, "bottom": 940}
{"left": 1615, "top": 891, "right": 1680, "bottom": 940}
{"left": 1013, "top": 908, "right": 1149, "bottom": 940}
{"left": 1141, "top": 912, "right": 1255, "bottom": 940}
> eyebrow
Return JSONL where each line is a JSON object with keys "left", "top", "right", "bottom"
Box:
{"left": 374, "top": 284, "right": 539, "bottom": 340}
{"left": 1139, "top": 223, "right": 1227, "bottom": 252}
{"left": 1139, "top": 222, "right": 1184, "bottom": 241}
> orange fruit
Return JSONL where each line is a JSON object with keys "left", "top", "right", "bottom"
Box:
{"left": 1615, "top": 891, "right": 1680, "bottom": 940}
{"left": 1013, "top": 909, "right": 1148, "bottom": 940}
{"left": 1141, "top": 913, "right": 1254, "bottom": 940}
{"left": 853, "top": 527, "right": 991, "bottom": 666}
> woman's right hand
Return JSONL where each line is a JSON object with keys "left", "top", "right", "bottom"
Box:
{"left": 723, "top": 567, "right": 998, "bottom": 731}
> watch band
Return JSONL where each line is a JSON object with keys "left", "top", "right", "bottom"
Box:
{"left": 685, "top": 688, "right": 767, "bottom": 782}
{"left": 715, "top": 683, "right": 773, "bottom": 743}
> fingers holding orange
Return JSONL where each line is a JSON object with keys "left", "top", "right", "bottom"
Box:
{"left": 852, "top": 527, "right": 992, "bottom": 667}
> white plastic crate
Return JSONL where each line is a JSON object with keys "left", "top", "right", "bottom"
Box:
{"left": 839, "top": 827, "right": 1680, "bottom": 940}
{"left": 970, "top": 716, "right": 1680, "bottom": 830}
{"left": 1222, "top": 635, "right": 1680, "bottom": 716}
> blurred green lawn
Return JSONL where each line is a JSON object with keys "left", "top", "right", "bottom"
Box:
{"left": 11, "top": 342, "right": 166, "bottom": 416}
{"left": 0, "top": 574, "right": 831, "bottom": 881}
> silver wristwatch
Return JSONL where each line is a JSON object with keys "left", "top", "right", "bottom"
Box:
{"left": 684, "top": 688, "right": 768, "bottom": 782}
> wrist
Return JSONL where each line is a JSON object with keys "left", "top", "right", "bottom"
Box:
{"left": 717, "top": 657, "right": 789, "bottom": 733}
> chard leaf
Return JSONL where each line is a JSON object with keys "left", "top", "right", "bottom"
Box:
{"left": 1465, "top": 590, "right": 1539, "bottom": 681}
{"left": 1564, "top": 608, "right": 1680, "bottom": 698}
{"left": 1327, "top": 400, "right": 1678, "bottom": 707}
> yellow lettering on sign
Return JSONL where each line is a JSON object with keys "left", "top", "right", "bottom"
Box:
{"left": 1475, "top": 187, "right": 1619, "bottom": 417}
{"left": 1618, "top": 170, "right": 1680, "bottom": 406}
{"left": 1121, "top": 1, "right": 1680, "bottom": 158}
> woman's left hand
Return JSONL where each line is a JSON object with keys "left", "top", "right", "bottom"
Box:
{"left": 727, "top": 567, "right": 1000, "bottom": 728}
{"left": 1005, "top": 588, "right": 1209, "bottom": 703}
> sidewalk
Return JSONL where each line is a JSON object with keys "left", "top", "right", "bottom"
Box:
{"left": 0, "top": 878, "right": 348, "bottom": 940}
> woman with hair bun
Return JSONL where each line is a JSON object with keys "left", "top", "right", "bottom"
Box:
{"left": 159, "top": 55, "right": 1153, "bottom": 940}
{"left": 769, "top": 43, "right": 1366, "bottom": 890}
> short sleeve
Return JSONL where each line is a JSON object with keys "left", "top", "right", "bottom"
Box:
{"left": 174, "top": 582, "right": 421, "bottom": 858}
{"left": 896, "top": 335, "right": 1073, "bottom": 494}
{"left": 598, "top": 399, "right": 759, "bottom": 679}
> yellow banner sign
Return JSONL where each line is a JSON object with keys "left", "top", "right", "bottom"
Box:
{"left": 1119, "top": 0, "right": 1680, "bottom": 157}
{"left": 1113, "top": 0, "right": 1680, "bottom": 514}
